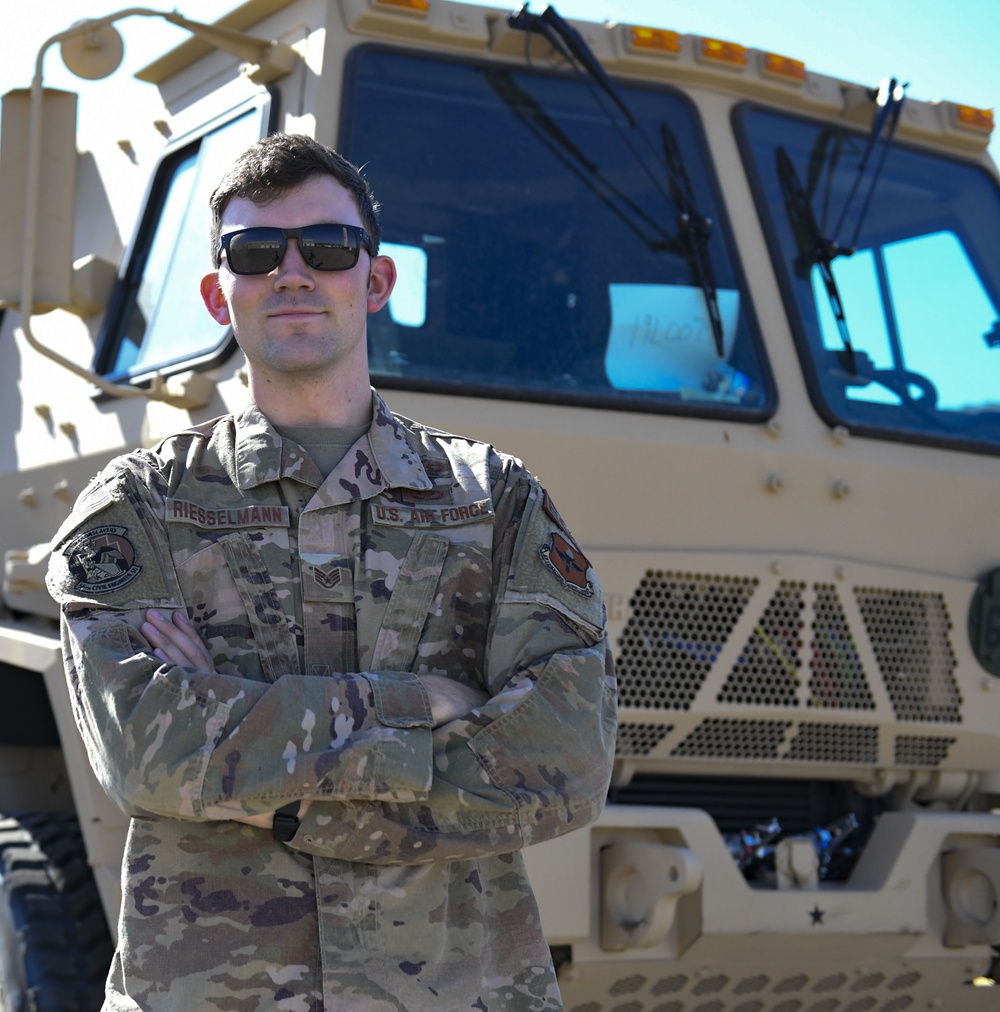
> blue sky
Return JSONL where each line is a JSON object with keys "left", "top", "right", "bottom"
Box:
{"left": 4, "top": 0, "right": 999, "bottom": 161}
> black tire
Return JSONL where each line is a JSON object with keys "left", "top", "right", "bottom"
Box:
{"left": 0, "top": 814, "right": 114, "bottom": 1011}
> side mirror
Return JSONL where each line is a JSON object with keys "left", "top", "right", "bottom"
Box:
{"left": 0, "top": 87, "right": 78, "bottom": 314}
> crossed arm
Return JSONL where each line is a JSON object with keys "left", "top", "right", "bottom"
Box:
{"left": 141, "top": 608, "right": 489, "bottom": 830}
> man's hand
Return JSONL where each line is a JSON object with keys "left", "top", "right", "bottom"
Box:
{"left": 142, "top": 609, "right": 215, "bottom": 674}
{"left": 419, "top": 674, "right": 489, "bottom": 727}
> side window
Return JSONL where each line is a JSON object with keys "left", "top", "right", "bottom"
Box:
{"left": 342, "top": 49, "right": 774, "bottom": 419}
{"left": 96, "top": 102, "right": 269, "bottom": 381}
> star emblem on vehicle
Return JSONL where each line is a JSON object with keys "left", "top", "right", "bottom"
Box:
{"left": 809, "top": 905, "right": 825, "bottom": 926}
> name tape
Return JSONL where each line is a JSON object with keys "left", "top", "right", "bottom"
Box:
{"left": 166, "top": 498, "right": 290, "bottom": 529}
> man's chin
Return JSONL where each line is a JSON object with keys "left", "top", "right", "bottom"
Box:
{"left": 257, "top": 343, "right": 352, "bottom": 377}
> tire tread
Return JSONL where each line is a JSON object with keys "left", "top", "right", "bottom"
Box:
{"left": 0, "top": 814, "right": 113, "bottom": 1012}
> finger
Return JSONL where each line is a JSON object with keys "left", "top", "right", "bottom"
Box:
{"left": 142, "top": 617, "right": 195, "bottom": 668}
{"left": 171, "top": 612, "right": 215, "bottom": 670}
{"left": 143, "top": 610, "right": 212, "bottom": 672}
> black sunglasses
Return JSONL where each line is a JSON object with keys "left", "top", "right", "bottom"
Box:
{"left": 217, "top": 223, "right": 376, "bottom": 275}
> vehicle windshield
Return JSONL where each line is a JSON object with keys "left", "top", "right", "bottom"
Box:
{"left": 736, "top": 105, "right": 1000, "bottom": 453}
{"left": 341, "top": 49, "right": 773, "bottom": 418}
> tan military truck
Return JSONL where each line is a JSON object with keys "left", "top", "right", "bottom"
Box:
{"left": 0, "top": 1, "right": 998, "bottom": 1008}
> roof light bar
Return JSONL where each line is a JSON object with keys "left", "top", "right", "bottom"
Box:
{"left": 627, "top": 25, "right": 681, "bottom": 55}
{"left": 699, "top": 36, "right": 748, "bottom": 69}
{"left": 763, "top": 52, "right": 806, "bottom": 84}
{"left": 954, "top": 103, "right": 995, "bottom": 134}
{"left": 375, "top": 0, "right": 429, "bottom": 12}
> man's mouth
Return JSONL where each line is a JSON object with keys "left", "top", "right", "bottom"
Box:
{"left": 268, "top": 307, "right": 325, "bottom": 318}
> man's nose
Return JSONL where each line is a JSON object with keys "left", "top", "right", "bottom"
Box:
{"left": 274, "top": 238, "right": 315, "bottom": 288}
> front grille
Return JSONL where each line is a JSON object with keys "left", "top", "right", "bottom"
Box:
{"left": 613, "top": 567, "right": 967, "bottom": 774}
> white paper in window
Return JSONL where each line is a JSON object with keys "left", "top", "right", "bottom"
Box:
{"left": 605, "top": 283, "right": 740, "bottom": 391}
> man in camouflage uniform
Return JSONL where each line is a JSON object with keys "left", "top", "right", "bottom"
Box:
{"left": 47, "top": 134, "right": 617, "bottom": 1010}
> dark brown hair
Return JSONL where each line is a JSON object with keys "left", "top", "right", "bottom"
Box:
{"left": 209, "top": 133, "right": 381, "bottom": 264}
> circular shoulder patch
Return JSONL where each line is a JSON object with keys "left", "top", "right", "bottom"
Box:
{"left": 63, "top": 525, "right": 142, "bottom": 595}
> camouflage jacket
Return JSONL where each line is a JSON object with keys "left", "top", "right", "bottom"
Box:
{"left": 47, "top": 391, "right": 617, "bottom": 1011}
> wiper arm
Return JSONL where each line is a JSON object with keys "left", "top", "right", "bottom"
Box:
{"left": 662, "top": 123, "right": 724, "bottom": 355}
{"left": 777, "top": 146, "right": 857, "bottom": 372}
{"left": 508, "top": 5, "right": 636, "bottom": 127}
{"left": 539, "top": 6, "right": 638, "bottom": 128}
{"left": 508, "top": 3, "right": 726, "bottom": 356}
{"left": 482, "top": 69, "right": 675, "bottom": 251}
{"left": 834, "top": 77, "right": 907, "bottom": 249}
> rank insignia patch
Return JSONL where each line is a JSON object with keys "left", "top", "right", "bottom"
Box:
{"left": 539, "top": 531, "right": 594, "bottom": 598}
{"left": 64, "top": 525, "right": 142, "bottom": 594}
{"left": 313, "top": 566, "right": 343, "bottom": 590}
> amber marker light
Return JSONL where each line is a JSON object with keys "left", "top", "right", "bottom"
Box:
{"left": 699, "top": 36, "right": 748, "bottom": 68}
{"left": 763, "top": 52, "right": 807, "bottom": 83}
{"left": 628, "top": 25, "right": 682, "bottom": 55}
{"left": 376, "top": 0, "right": 430, "bottom": 11}
{"left": 955, "top": 104, "right": 995, "bottom": 133}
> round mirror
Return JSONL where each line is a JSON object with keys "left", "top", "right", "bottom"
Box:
{"left": 60, "top": 21, "right": 125, "bottom": 81}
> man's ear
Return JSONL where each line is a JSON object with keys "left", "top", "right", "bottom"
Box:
{"left": 367, "top": 255, "right": 396, "bottom": 314}
{"left": 200, "top": 272, "right": 232, "bottom": 326}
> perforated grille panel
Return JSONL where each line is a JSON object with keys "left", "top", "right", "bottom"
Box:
{"left": 617, "top": 572, "right": 758, "bottom": 710}
{"left": 562, "top": 961, "right": 931, "bottom": 1011}
{"left": 718, "top": 581, "right": 805, "bottom": 706}
{"left": 894, "top": 735, "right": 956, "bottom": 766}
{"left": 855, "top": 588, "right": 961, "bottom": 722}
{"left": 809, "top": 584, "right": 875, "bottom": 710}
{"left": 614, "top": 565, "right": 967, "bottom": 770}
{"left": 784, "top": 722, "right": 878, "bottom": 764}
{"left": 615, "top": 722, "right": 673, "bottom": 757}
{"left": 671, "top": 719, "right": 792, "bottom": 759}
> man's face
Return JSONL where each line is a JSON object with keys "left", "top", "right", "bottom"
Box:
{"left": 200, "top": 175, "right": 393, "bottom": 388}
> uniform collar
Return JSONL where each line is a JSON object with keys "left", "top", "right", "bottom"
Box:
{"left": 233, "top": 390, "right": 433, "bottom": 503}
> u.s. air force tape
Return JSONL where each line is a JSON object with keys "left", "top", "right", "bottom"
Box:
{"left": 370, "top": 498, "right": 494, "bottom": 528}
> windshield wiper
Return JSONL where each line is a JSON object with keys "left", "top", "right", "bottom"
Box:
{"left": 509, "top": 5, "right": 636, "bottom": 126}
{"left": 662, "top": 123, "right": 725, "bottom": 355}
{"left": 774, "top": 78, "right": 907, "bottom": 374}
{"left": 482, "top": 69, "right": 676, "bottom": 252}
{"left": 833, "top": 77, "right": 907, "bottom": 250}
{"left": 508, "top": 3, "right": 726, "bottom": 356}
{"left": 777, "top": 146, "right": 857, "bottom": 372}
